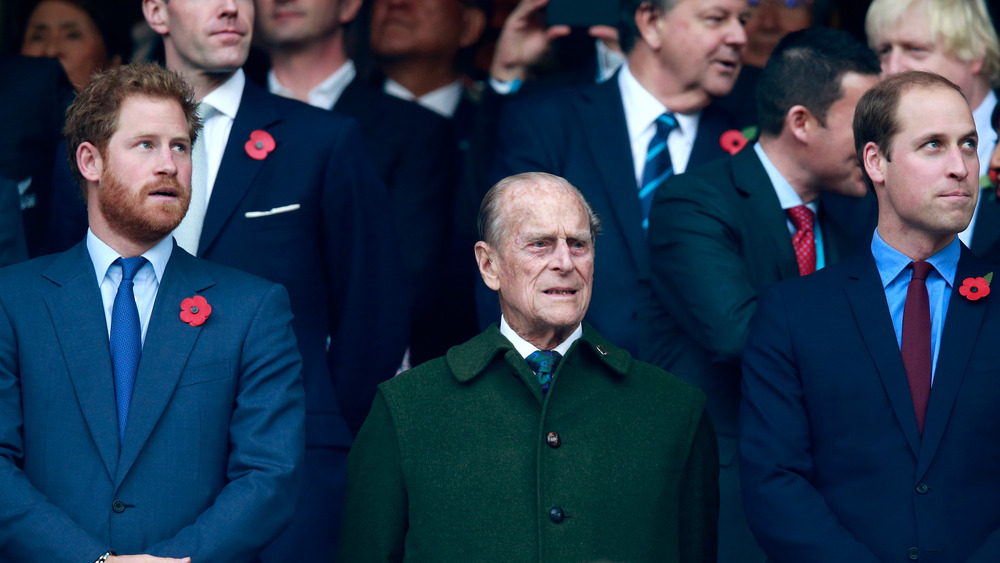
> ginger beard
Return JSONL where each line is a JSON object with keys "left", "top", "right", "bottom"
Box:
{"left": 97, "top": 160, "right": 191, "bottom": 247}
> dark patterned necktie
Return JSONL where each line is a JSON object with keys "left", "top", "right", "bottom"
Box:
{"left": 110, "top": 256, "right": 147, "bottom": 444}
{"left": 526, "top": 350, "right": 562, "bottom": 394}
{"left": 901, "top": 260, "right": 933, "bottom": 434}
{"left": 639, "top": 112, "right": 678, "bottom": 231}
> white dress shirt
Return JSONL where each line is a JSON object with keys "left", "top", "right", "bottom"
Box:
{"left": 384, "top": 78, "right": 463, "bottom": 118}
{"left": 87, "top": 230, "right": 173, "bottom": 344}
{"left": 959, "top": 90, "right": 999, "bottom": 247}
{"left": 618, "top": 64, "right": 700, "bottom": 186}
{"left": 499, "top": 315, "right": 583, "bottom": 360}
{"left": 268, "top": 60, "right": 357, "bottom": 110}
{"left": 199, "top": 69, "right": 245, "bottom": 202}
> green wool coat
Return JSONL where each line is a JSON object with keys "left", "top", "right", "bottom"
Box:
{"left": 338, "top": 323, "right": 719, "bottom": 562}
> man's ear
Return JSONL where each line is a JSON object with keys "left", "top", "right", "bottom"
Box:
{"left": 475, "top": 241, "right": 501, "bottom": 291}
{"left": 862, "top": 141, "right": 887, "bottom": 186}
{"left": 77, "top": 142, "right": 103, "bottom": 184}
{"left": 143, "top": 0, "right": 169, "bottom": 35}
{"left": 338, "top": 0, "right": 364, "bottom": 25}
{"left": 634, "top": 2, "right": 664, "bottom": 51}
{"left": 785, "top": 104, "right": 812, "bottom": 144}
{"left": 458, "top": 5, "right": 487, "bottom": 49}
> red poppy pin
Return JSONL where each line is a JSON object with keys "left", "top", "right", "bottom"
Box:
{"left": 719, "top": 126, "right": 759, "bottom": 156}
{"left": 180, "top": 295, "right": 212, "bottom": 326}
{"left": 244, "top": 130, "right": 275, "bottom": 160}
{"left": 959, "top": 272, "right": 993, "bottom": 301}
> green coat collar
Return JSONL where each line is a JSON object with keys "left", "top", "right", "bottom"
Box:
{"left": 445, "top": 322, "right": 632, "bottom": 383}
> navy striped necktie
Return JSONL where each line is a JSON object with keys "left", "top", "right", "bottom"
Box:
{"left": 640, "top": 112, "right": 678, "bottom": 231}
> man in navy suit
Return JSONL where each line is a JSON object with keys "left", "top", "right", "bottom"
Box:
{"left": 142, "top": 0, "right": 408, "bottom": 558}
{"left": 643, "top": 28, "right": 880, "bottom": 563}
{"left": 490, "top": 0, "right": 750, "bottom": 354}
{"left": 0, "top": 62, "right": 304, "bottom": 563}
{"left": 741, "top": 71, "right": 1000, "bottom": 562}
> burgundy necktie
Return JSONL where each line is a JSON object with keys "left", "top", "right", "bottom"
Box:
{"left": 787, "top": 205, "right": 816, "bottom": 276}
{"left": 901, "top": 261, "right": 933, "bottom": 433}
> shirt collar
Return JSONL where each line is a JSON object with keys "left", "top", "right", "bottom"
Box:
{"left": 268, "top": 60, "right": 356, "bottom": 110}
{"left": 618, "top": 63, "right": 699, "bottom": 144}
{"left": 87, "top": 229, "right": 174, "bottom": 284}
{"left": 384, "top": 78, "right": 463, "bottom": 118}
{"left": 871, "top": 229, "right": 960, "bottom": 289}
{"left": 754, "top": 142, "right": 814, "bottom": 212}
{"left": 499, "top": 316, "right": 583, "bottom": 360}
{"left": 201, "top": 69, "right": 245, "bottom": 121}
{"left": 595, "top": 39, "right": 625, "bottom": 83}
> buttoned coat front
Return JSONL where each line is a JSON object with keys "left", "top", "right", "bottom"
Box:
{"left": 339, "top": 324, "right": 719, "bottom": 562}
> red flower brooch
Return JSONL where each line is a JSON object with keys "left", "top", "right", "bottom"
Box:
{"left": 959, "top": 272, "right": 993, "bottom": 302}
{"left": 244, "top": 130, "right": 275, "bottom": 160}
{"left": 180, "top": 295, "right": 212, "bottom": 326}
{"left": 719, "top": 126, "right": 759, "bottom": 156}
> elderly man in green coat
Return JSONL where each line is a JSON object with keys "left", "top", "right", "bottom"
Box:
{"left": 339, "top": 172, "right": 719, "bottom": 562}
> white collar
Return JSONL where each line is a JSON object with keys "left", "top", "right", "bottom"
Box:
{"left": 618, "top": 64, "right": 699, "bottom": 147}
{"left": 973, "top": 89, "right": 998, "bottom": 177}
{"left": 499, "top": 316, "right": 583, "bottom": 360}
{"left": 268, "top": 60, "right": 356, "bottom": 110}
{"left": 201, "top": 69, "right": 245, "bottom": 120}
{"left": 384, "top": 78, "right": 463, "bottom": 118}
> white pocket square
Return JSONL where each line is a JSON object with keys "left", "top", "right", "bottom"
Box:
{"left": 245, "top": 204, "right": 301, "bottom": 218}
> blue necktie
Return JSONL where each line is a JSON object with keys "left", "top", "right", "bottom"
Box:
{"left": 526, "top": 350, "right": 562, "bottom": 395}
{"left": 110, "top": 256, "right": 147, "bottom": 444}
{"left": 640, "top": 113, "right": 678, "bottom": 230}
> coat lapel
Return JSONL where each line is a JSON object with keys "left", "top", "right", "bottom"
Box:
{"left": 732, "top": 148, "right": 800, "bottom": 279}
{"left": 43, "top": 243, "right": 119, "bottom": 481}
{"left": 198, "top": 81, "right": 281, "bottom": 257}
{"left": 844, "top": 252, "right": 921, "bottom": 458}
{"left": 577, "top": 79, "right": 645, "bottom": 268}
{"left": 916, "top": 247, "right": 989, "bottom": 477}
{"left": 115, "top": 248, "right": 216, "bottom": 485}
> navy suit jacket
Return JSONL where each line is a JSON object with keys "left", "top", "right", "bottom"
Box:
{"left": 0, "top": 242, "right": 304, "bottom": 562}
{"left": 196, "top": 79, "right": 409, "bottom": 441}
{"left": 490, "top": 76, "right": 740, "bottom": 353}
{"left": 741, "top": 246, "right": 1000, "bottom": 562}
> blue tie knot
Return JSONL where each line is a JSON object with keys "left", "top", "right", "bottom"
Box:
{"left": 116, "top": 256, "right": 148, "bottom": 282}
{"left": 656, "top": 112, "right": 678, "bottom": 134}
{"left": 526, "top": 350, "right": 562, "bottom": 392}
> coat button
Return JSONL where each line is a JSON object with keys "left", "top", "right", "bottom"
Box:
{"left": 112, "top": 500, "right": 126, "bottom": 513}
{"left": 546, "top": 432, "right": 561, "bottom": 448}
{"left": 549, "top": 507, "right": 564, "bottom": 523}
{"left": 915, "top": 482, "right": 928, "bottom": 494}
{"left": 907, "top": 546, "right": 919, "bottom": 560}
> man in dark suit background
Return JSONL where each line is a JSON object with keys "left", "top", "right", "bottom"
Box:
{"left": 0, "top": 62, "right": 304, "bottom": 563}
{"left": 142, "top": 0, "right": 408, "bottom": 558}
{"left": 252, "top": 0, "right": 472, "bottom": 364}
{"left": 641, "top": 28, "right": 880, "bottom": 563}
{"left": 489, "top": 0, "right": 750, "bottom": 355}
{"left": 741, "top": 70, "right": 1000, "bottom": 562}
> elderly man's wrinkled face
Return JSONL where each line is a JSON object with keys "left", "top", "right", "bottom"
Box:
{"left": 480, "top": 181, "right": 594, "bottom": 345}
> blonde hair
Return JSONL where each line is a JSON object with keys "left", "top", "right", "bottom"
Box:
{"left": 865, "top": 0, "right": 1000, "bottom": 87}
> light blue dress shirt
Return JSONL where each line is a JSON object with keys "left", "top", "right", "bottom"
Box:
{"left": 87, "top": 230, "right": 174, "bottom": 345}
{"left": 871, "top": 230, "right": 959, "bottom": 384}
{"left": 754, "top": 142, "right": 826, "bottom": 270}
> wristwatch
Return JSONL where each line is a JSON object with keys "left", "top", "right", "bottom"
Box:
{"left": 95, "top": 551, "right": 115, "bottom": 563}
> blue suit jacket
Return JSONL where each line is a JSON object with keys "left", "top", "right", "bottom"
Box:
{"left": 740, "top": 246, "right": 1000, "bottom": 562}
{"left": 196, "top": 80, "right": 409, "bottom": 442}
{"left": 489, "top": 76, "right": 740, "bottom": 353}
{"left": 0, "top": 242, "right": 305, "bottom": 562}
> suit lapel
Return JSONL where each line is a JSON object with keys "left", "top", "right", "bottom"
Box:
{"left": 689, "top": 103, "right": 733, "bottom": 168}
{"left": 916, "top": 247, "right": 989, "bottom": 477}
{"left": 116, "top": 248, "right": 216, "bottom": 485}
{"left": 732, "top": 148, "right": 800, "bottom": 279}
{"left": 844, "top": 252, "right": 921, "bottom": 457}
{"left": 44, "top": 243, "right": 120, "bottom": 481}
{"left": 198, "top": 81, "right": 281, "bottom": 257}
{"left": 577, "top": 79, "right": 645, "bottom": 268}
